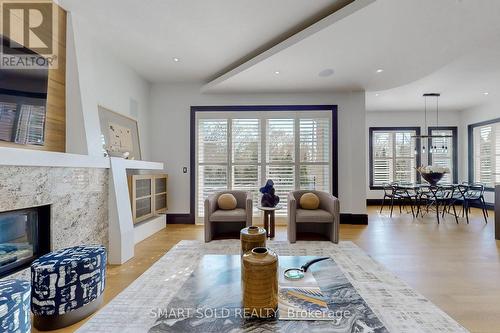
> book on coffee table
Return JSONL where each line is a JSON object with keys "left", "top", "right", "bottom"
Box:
{"left": 278, "top": 268, "right": 333, "bottom": 320}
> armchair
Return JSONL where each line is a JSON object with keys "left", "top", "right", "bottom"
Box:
{"left": 288, "top": 190, "right": 340, "bottom": 243}
{"left": 204, "top": 190, "right": 253, "bottom": 242}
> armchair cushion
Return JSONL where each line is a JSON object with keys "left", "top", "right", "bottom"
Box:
{"left": 296, "top": 209, "right": 333, "bottom": 223}
{"left": 209, "top": 208, "right": 247, "bottom": 222}
{"left": 299, "top": 192, "right": 320, "bottom": 210}
{"left": 217, "top": 193, "right": 237, "bottom": 210}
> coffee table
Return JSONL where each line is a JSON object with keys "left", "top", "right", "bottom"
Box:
{"left": 152, "top": 254, "right": 387, "bottom": 332}
{"left": 257, "top": 205, "right": 282, "bottom": 238}
{"left": 76, "top": 240, "right": 470, "bottom": 333}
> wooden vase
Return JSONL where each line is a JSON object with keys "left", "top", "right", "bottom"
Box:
{"left": 240, "top": 226, "right": 266, "bottom": 255}
{"left": 241, "top": 247, "right": 278, "bottom": 318}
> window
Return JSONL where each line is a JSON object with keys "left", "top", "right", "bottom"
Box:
{"left": 195, "top": 108, "right": 335, "bottom": 219}
{"left": 369, "top": 127, "right": 420, "bottom": 188}
{"left": 428, "top": 127, "right": 458, "bottom": 184}
{"left": 470, "top": 119, "right": 500, "bottom": 189}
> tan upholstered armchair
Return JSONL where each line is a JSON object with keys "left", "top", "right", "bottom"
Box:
{"left": 204, "top": 190, "right": 253, "bottom": 242}
{"left": 287, "top": 190, "right": 340, "bottom": 243}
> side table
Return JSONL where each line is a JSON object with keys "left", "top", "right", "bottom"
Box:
{"left": 257, "top": 205, "right": 282, "bottom": 238}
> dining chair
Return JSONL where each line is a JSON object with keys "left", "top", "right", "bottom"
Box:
{"left": 463, "top": 183, "right": 488, "bottom": 223}
{"left": 437, "top": 184, "right": 459, "bottom": 224}
{"left": 380, "top": 183, "right": 398, "bottom": 217}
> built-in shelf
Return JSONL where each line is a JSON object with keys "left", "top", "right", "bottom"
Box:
{"left": 128, "top": 174, "right": 168, "bottom": 224}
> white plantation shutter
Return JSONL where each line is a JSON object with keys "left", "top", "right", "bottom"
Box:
{"left": 266, "top": 119, "right": 295, "bottom": 162}
{"left": 373, "top": 132, "right": 392, "bottom": 186}
{"left": 196, "top": 111, "right": 332, "bottom": 219}
{"left": 197, "top": 119, "right": 228, "bottom": 216}
{"left": 266, "top": 119, "right": 295, "bottom": 215}
{"left": 495, "top": 124, "right": 500, "bottom": 185}
{"left": 299, "top": 118, "right": 330, "bottom": 192}
{"left": 232, "top": 119, "right": 261, "bottom": 212}
{"left": 371, "top": 129, "right": 417, "bottom": 186}
{"left": 429, "top": 129, "right": 454, "bottom": 183}
{"left": 474, "top": 122, "right": 500, "bottom": 187}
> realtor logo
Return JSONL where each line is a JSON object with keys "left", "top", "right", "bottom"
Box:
{"left": 0, "top": 0, "right": 58, "bottom": 69}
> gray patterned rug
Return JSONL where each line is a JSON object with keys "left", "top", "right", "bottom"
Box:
{"left": 76, "top": 240, "right": 469, "bottom": 333}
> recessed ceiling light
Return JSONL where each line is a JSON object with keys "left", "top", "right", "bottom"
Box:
{"left": 483, "top": 92, "right": 489, "bottom": 95}
{"left": 376, "top": 69, "right": 384, "bottom": 73}
{"left": 318, "top": 68, "right": 334, "bottom": 77}
{"left": 375, "top": 93, "right": 380, "bottom": 97}
{"left": 274, "top": 71, "right": 280, "bottom": 75}
{"left": 173, "top": 57, "right": 180, "bottom": 62}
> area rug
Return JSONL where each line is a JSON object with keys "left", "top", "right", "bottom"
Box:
{"left": 76, "top": 240, "right": 469, "bottom": 333}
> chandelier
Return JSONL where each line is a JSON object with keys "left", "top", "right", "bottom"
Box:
{"left": 412, "top": 93, "right": 452, "bottom": 154}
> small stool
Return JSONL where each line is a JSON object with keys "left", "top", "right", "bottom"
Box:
{"left": 0, "top": 279, "right": 31, "bottom": 333}
{"left": 31, "top": 245, "right": 107, "bottom": 330}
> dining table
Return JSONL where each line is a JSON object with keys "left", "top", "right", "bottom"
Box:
{"left": 391, "top": 183, "right": 469, "bottom": 223}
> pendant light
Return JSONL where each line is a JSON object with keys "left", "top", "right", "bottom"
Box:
{"left": 412, "top": 93, "right": 452, "bottom": 155}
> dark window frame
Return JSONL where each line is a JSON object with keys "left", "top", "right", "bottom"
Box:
{"left": 427, "top": 126, "right": 458, "bottom": 184}
{"left": 369, "top": 127, "right": 421, "bottom": 190}
{"left": 468, "top": 117, "right": 500, "bottom": 191}
{"left": 190, "top": 105, "right": 338, "bottom": 224}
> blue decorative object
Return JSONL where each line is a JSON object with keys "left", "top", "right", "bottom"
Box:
{"left": 0, "top": 279, "right": 31, "bottom": 333}
{"left": 259, "top": 180, "right": 280, "bottom": 208}
{"left": 31, "top": 245, "right": 106, "bottom": 319}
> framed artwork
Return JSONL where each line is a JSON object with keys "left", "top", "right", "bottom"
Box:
{"left": 98, "top": 106, "right": 141, "bottom": 160}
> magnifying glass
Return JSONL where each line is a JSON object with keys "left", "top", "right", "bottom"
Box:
{"left": 283, "top": 257, "right": 330, "bottom": 280}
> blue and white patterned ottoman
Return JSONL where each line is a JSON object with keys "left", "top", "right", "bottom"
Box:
{"left": 0, "top": 279, "right": 31, "bottom": 333}
{"left": 31, "top": 245, "right": 106, "bottom": 330}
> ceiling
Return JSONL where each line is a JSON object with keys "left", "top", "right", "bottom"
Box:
{"left": 59, "top": 0, "right": 500, "bottom": 112}
{"left": 58, "top": 0, "right": 352, "bottom": 83}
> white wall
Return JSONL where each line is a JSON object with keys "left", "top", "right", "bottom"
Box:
{"left": 65, "top": 14, "right": 152, "bottom": 160}
{"left": 366, "top": 110, "right": 462, "bottom": 199}
{"left": 149, "top": 83, "right": 367, "bottom": 215}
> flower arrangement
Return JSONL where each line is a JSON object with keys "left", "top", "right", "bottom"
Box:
{"left": 416, "top": 165, "right": 450, "bottom": 185}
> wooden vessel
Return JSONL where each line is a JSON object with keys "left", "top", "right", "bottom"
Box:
{"left": 240, "top": 226, "right": 266, "bottom": 254}
{"left": 241, "top": 247, "right": 278, "bottom": 318}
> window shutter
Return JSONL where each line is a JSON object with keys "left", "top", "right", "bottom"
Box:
{"left": 232, "top": 119, "right": 261, "bottom": 211}
{"left": 372, "top": 132, "right": 393, "bottom": 186}
{"left": 495, "top": 123, "right": 500, "bottom": 186}
{"left": 430, "top": 129, "right": 454, "bottom": 183}
{"left": 198, "top": 119, "right": 227, "bottom": 164}
{"left": 371, "top": 129, "right": 417, "bottom": 186}
{"left": 197, "top": 119, "right": 228, "bottom": 216}
{"left": 299, "top": 118, "right": 330, "bottom": 191}
{"left": 474, "top": 125, "right": 493, "bottom": 186}
{"left": 300, "top": 118, "right": 329, "bottom": 162}
{"left": 196, "top": 112, "right": 333, "bottom": 219}
{"left": 266, "top": 119, "right": 295, "bottom": 163}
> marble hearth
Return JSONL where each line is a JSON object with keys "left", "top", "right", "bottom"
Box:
{"left": 0, "top": 166, "right": 108, "bottom": 278}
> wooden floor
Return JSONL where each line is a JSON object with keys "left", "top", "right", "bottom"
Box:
{"left": 34, "top": 206, "right": 499, "bottom": 333}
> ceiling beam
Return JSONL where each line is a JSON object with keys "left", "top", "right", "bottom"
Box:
{"left": 202, "top": 0, "right": 376, "bottom": 92}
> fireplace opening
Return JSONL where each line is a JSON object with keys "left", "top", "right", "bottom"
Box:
{"left": 0, "top": 205, "right": 50, "bottom": 278}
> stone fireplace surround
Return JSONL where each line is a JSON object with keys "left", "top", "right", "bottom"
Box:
{"left": 0, "top": 166, "right": 108, "bottom": 278}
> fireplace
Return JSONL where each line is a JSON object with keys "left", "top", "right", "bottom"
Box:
{"left": 0, "top": 205, "right": 50, "bottom": 278}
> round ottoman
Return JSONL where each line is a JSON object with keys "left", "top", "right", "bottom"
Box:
{"left": 31, "top": 245, "right": 106, "bottom": 330}
{"left": 0, "top": 279, "right": 31, "bottom": 333}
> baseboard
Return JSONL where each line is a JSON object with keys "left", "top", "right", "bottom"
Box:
{"left": 366, "top": 199, "right": 494, "bottom": 210}
{"left": 366, "top": 199, "right": 384, "bottom": 206}
{"left": 340, "top": 213, "right": 368, "bottom": 225}
{"left": 169, "top": 213, "right": 368, "bottom": 225}
{"left": 167, "top": 214, "right": 194, "bottom": 224}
